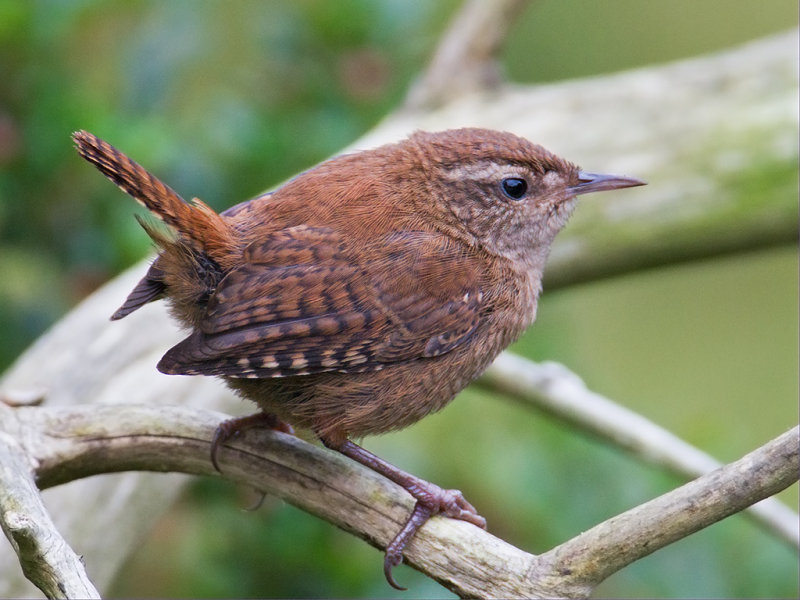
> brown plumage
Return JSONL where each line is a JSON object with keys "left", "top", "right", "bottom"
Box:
{"left": 73, "top": 128, "right": 644, "bottom": 589}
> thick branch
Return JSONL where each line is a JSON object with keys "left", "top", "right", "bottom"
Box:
{"left": 12, "top": 403, "right": 540, "bottom": 599}
{"left": 4, "top": 403, "right": 797, "bottom": 599}
{"left": 0, "top": 270, "right": 239, "bottom": 597}
{"left": 0, "top": 425, "right": 99, "bottom": 599}
{"left": 366, "top": 30, "right": 800, "bottom": 288}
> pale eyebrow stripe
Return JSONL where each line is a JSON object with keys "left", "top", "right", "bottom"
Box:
{"left": 440, "top": 161, "right": 527, "bottom": 182}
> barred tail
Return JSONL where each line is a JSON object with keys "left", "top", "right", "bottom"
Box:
{"left": 72, "top": 130, "right": 233, "bottom": 262}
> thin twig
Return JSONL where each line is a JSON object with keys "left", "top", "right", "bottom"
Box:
{"left": 403, "top": 0, "right": 530, "bottom": 110}
{"left": 536, "top": 425, "right": 799, "bottom": 597}
{"left": 480, "top": 354, "right": 800, "bottom": 548}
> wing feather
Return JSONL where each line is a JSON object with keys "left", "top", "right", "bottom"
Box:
{"left": 157, "top": 226, "right": 483, "bottom": 378}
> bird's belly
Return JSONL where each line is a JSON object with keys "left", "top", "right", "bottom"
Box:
{"left": 226, "top": 319, "right": 520, "bottom": 439}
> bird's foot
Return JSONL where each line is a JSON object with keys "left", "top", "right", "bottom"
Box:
{"left": 211, "top": 411, "right": 294, "bottom": 472}
{"left": 383, "top": 482, "right": 486, "bottom": 590}
{"left": 320, "top": 437, "right": 485, "bottom": 590}
{"left": 406, "top": 481, "right": 486, "bottom": 526}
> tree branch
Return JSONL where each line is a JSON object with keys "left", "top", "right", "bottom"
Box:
{"left": 366, "top": 30, "right": 799, "bottom": 289}
{"left": 535, "top": 426, "right": 799, "bottom": 598}
{"left": 3, "top": 402, "right": 796, "bottom": 598}
{"left": 403, "top": 0, "right": 530, "bottom": 110}
{"left": 480, "top": 354, "right": 800, "bottom": 548}
{"left": 0, "top": 421, "right": 99, "bottom": 599}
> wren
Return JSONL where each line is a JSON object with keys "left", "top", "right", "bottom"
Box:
{"left": 73, "top": 128, "right": 643, "bottom": 589}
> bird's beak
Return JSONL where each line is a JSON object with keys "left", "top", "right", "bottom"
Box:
{"left": 569, "top": 171, "right": 646, "bottom": 196}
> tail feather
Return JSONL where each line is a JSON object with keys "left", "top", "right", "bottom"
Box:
{"left": 73, "top": 130, "right": 233, "bottom": 263}
{"left": 110, "top": 259, "right": 166, "bottom": 321}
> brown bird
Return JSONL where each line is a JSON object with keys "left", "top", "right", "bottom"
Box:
{"left": 73, "top": 128, "right": 644, "bottom": 589}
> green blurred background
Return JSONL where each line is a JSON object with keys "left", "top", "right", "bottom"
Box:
{"left": 0, "top": 0, "right": 797, "bottom": 597}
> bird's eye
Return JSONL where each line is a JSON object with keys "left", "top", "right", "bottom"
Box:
{"left": 501, "top": 177, "right": 527, "bottom": 200}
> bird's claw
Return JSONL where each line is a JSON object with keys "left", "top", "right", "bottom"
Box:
{"left": 438, "top": 488, "right": 486, "bottom": 528}
{"left": 383, "top": 486, "right": 485, "bottom": 589}
{"left": 210, "top": 412, "right": 294, "bottom": 472}
{"left": 383, "top": 548, "right": 407, "bottom": 591}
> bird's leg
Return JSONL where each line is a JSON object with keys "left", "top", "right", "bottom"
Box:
{"left": 211, "top": 411, "right": 295, "bottom": 472}
{"left": 321, "top": 436, "right": 486, "bottom": 590}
